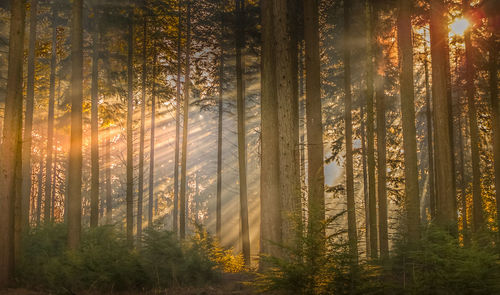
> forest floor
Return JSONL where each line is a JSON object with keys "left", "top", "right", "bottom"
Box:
{"left": 0, "top": 273, "right": 258, "bottom": 295}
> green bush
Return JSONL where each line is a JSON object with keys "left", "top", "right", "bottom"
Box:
{"left": 391, "top": 225, "right": 500, "bottom": 294}
{"left": 17, "top": 223, "right": 238, "bottom": 293}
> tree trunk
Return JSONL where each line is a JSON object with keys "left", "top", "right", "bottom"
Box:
{"left": 67, "top": 0, "right": 83, "bottom": 250}
{"left": 126, "top": 11, "right": 134, "bottom": 247}
{"left": 373, "top": 3, "right": 388, "bottom": 259}
{"left": 360, "top": 107, "right": 370, "bottom": 258}
{"left": 90, "top": 16, "right": 100, "bottom": 228}
{"left": 105, "top": 127, "right": 112, "bottom": 224}
{"left": 36, "top": 160, "right": 43, "bottom": 225}
{"left": 397, "top": 0, "right": 420, "bottom": 246}
{"left": 260, "top": 0, "right": 282, "bottom": 262}
{"left": 173, "top": 0, "right": 182, "bottom": 234}
{"left": 138, "top": 18, "right": 147, "bottom": 240}
{"left": 21, "top": 0, "right": 37, "bottom": 229}
{"left": 216, "top": 7, "right": 224, "bottom": 241}
{"left": 463, "top": 0, "right": 484, "bottom": 232}
{"left": 488, "top": 15, "right": 500, "bottom": 237}
{"left": 235, "top": 0, "right": 251, "bottom": 266}
{"left": 149, "top": 38, "right": 157, "bottom": 227}
{"left": 180, "top": 0, "right": 191, "bottom": 239}
{"left": 0, "top": 0, "right": 25, "bottom": 285}
{"left": 341, "top": 0, "right": 358, "bottom": 262}
{"left": 423, "top": 30, "right": 436, "bottom": 219}
{"left": 457, "top": 116, "right": 469, "bottom": 246}
{"left": 273, "top": 0, "right": 301, "bottom": 246}
{"left": 430, "top": 0, "right": 456, "bottom": 228}
{"left": 365, "top": 0, "right": 378, "bottom": 259}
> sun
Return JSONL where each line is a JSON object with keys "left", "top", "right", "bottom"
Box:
{"left": 450, "top": 17, "right": 470, "bottom": 35}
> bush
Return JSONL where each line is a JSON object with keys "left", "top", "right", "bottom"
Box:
{"left": 17, "top": 223, "right": 241, "bottom": 293}
{"left": 391, "top": 225, "right": 500, "bottom": 294}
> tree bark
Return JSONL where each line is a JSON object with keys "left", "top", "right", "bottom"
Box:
{"left": 423, "top": 30, "right": 436, "bottom": 219}
{"left": 365, "top": 0, "right": 378, "bottom": 259}
{"left": 341, "top": 0, "right": 358, "bottom": 262}
{"left": 397, "top": 0, "right": 420, "bottom": 246}
{"left": 173, "top": 0, "right": 182, "bottom": 234}
{"left": 0, "top": 0, "right": 25, "bottom": 286}
{"left": 260, "top": 0, "right": 282, "bottom": 262}
{"left": 180, "top": 0, "right": 191, "bottom": 239}
{"left": 373, "top": 3, "right": 388, "bottom": 259}
{"left": 138, "top": 18, "right": 147, "bottom": 240}
{"left": 21, "top": 0, "right": 37, "bottom": 229}
{"left": 487, "top": 15, "right": 500, "bottom": 237}
{"left": 430, "top": 0, "right": 457, "bottom": 228}
{"left": 126, "top": 11, "right": 134, "bottom": 247}
{"left": 105, "top": 127, "right": 112, "bottom": 224}
{"left": 235, "top": 0, "right": 250, "bottom": 266}
{"left": 216, "top": 3, "right": 224, "bottom": 241}
{"left": 457, "top": 116, "right": 469, "bottom": 246}
{"left": 90, "top": 15, "right": 100, "bottom": 228}
{"left": 273, "top": 0, "right": 301, "bottom": 246}
{"left": 360, "top": 107, "right": 370, "bottom": 258}
{"left": 149, "top": 38, "right": 157, "bottom": 227}
{"left": 463, "top": 0, "right": 484, "bottom": 232}
{"left": 67, "top": 0, "right": 83, "bottom": 250}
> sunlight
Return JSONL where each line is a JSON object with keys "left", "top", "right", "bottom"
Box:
{"left": 450, "top": 17, "right": 470, "bottom": 35}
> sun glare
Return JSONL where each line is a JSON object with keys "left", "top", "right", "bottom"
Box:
{"left": 450, "top": 17, "right": 470, "bottom": 35}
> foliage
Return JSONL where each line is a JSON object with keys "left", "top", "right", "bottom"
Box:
{"left": 391, "top": 225, "right": 500, "bottom": 294}
{"left": 17, "top": 223, "right": 241, "bottom": 293}
{"left": 254, "top": 212, "right": 382, "bottom": 295}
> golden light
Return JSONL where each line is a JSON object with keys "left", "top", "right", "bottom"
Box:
{"left": 450, "top": 18, "right": 470, "bottom": 35}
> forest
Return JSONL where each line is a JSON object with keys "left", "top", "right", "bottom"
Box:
{"left": 0, "top": 0, "right": 499, "bottom": 293}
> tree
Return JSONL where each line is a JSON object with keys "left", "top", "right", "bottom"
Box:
{"left": 173, "top": 0, "right": 182, "bottom": 234}
{"left": 430, "top": 0, "right": 456, "bottom": 227}
{"left": 341, "top": 0, "right": 357, "bottom": 261}
{"left": 260, "top": 0, "right": 282, "bottom": 261}
{"left": 148, "top": 35, "right": 157, "bottom": 226}
{"left": 179, "top": 0, "right": 191, "bottom": 239}
{"left": 216, "top": 1, "right": 224, "bottom": 241}
{"left": 397, "top": 0, "right": 420, "bottom": 245}
{"left": 90, "top": 9, "right": 100, "bottom": 228}
{"left": 365, "top": 0, "right": 378, "bottom": 259}
{"left": 137, "top": 17, "right": 147, "bottom": 239}
{"left": 463, "top": 0, "right": 484, "bottom": 232}
{"left": 373, "top": 1, "right": 388, "bottom": 259}
{"left": 21, "top": 0, "right": 37, "bottom": 228}
{"left": 235, "top": 0, "right": 250, "bottom": 266}
{"left": 126, "top": 10, "right": 134, "bottom": 246}
{"left": 67, "top": 0, "right": 83, "bottom": 250}
{"left": 273, "top": 0, "right": 301, "bottom": 246}
{"left": 0, "top": 0, "right": 25, "bottom": 286}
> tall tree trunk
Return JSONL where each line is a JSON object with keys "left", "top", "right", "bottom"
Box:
{"left": 216, "top": 1, "right": 224, "bottom": 241}
{"left": 457, "top": 116, "right": 469, "bottom": 246}
{"left": 397, "top": 0, "right": 420, "bottom": 246}
{"left": 488, "top": 15, "right": 500, "bottom": 237}
{"left": 149, "top": 38, "right": 157, "bottom": 226}
{"left": 365, "top": 0, "right": 378, "bottom": 259}
{"left": 105, "top": 127, "right": 112, "bottom": 224}
{"left": 67, "top": 0, "right": 83, "bottom": 250}
{"left": 90, "top": 16, "right": 100, "bottom": 228}
{"left": 273, "top": 0, "right": 301, "bottom": 246}
{"left": 0, "top": 0, "right": 25, "bottom": 285}
{"left": 373, "top": 3, "right": 388, "bottom": 259}
{"left": 260, "top": 0, "right": 282, "bottom": 262}
{"left": 173, "top": 0, "right": 182, "bottom": 234}
{"left": 126, "top": 11, "right": 134, "bottom": 246}
{"left": 430, "top": 0, "right": 456, "bottom": 228}
{"left": 360, "top": 107, "right": 370, "bottom": 258}
{"left": 235, "top": 0, "right": 250, "bottom": 266}
{"left": 341, "top": 0, "right": 357, "bottom": 261}
{"left": 463, "top": 0, "right": 484, "bottom": 232}
{"left": 138, "top": 18, "right": 147, "bottom": 240}
{"left": 36, "top": 160, "right": 43, "bottom": 225}
{"left": 51, "top": 148, "right": 57, "bottom": 220}
{"left": 21, "top": 0, "right": 37, "bottom": 229}
{"left": 179, "top": 0, "right": 191, "bottom": 239}
{"left": 423, "top": 30, "right": 436, "bottom": 219}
